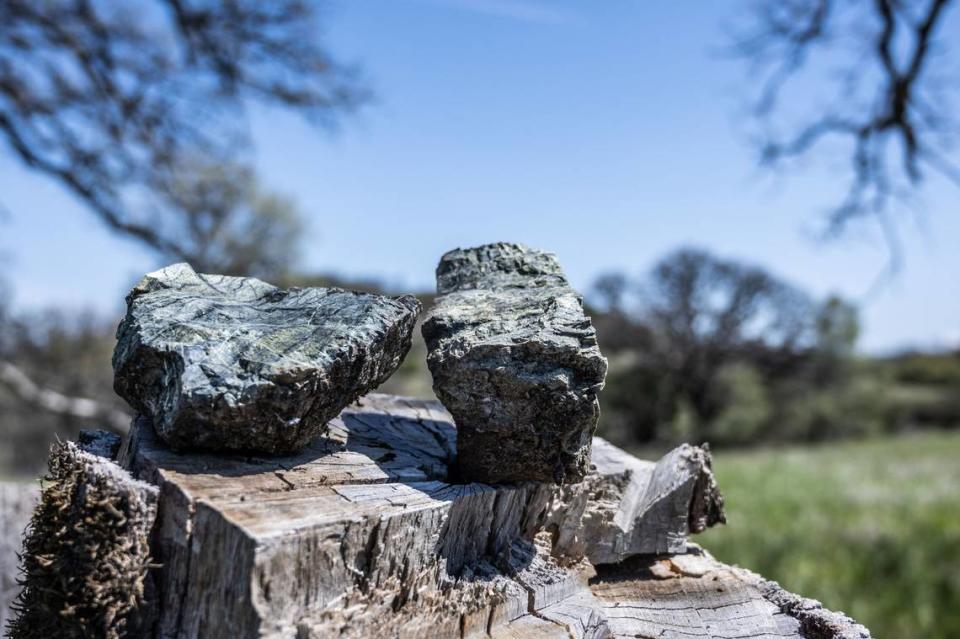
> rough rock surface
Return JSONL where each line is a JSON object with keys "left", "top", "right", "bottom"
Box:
{"left": 422, "top": 243, "right": 607, "bottom": 484}
{"left": 78, "top": 429, "right": 123, "bottom": 460}
{"left": 113, "top": 263, "right": 420, "bottom": 454}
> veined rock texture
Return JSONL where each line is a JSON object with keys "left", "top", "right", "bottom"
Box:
{"left": 113, "top": 263, "right": 420, "bottom": 454}
{"left": 422, "top": 243, "right": 607, "bottom": 484}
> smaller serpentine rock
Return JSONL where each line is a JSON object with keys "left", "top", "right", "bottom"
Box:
{"left": 422, "top": 243, "right": 607, "bottom": 484}
{"left": 113, "top": 263, "right": 420, "bottom": 454}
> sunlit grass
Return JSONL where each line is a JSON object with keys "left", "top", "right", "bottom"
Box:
{"left": 699, "top": 431, "right": 960, "bottom": 639}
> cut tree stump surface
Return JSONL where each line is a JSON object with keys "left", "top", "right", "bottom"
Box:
{"left": 116, "top": 393, "right": 870, "bottom": 639}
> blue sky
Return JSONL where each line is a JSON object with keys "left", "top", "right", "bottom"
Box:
{"left": 0, "top": 0, "right": 957, "bottom": 353}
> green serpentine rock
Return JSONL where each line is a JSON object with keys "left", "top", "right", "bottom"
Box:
{"left": 113, "top": 263, "right": 420, "bottom": 454}
{"left": 422, "top": 243, "right": 607, "bottom": 484}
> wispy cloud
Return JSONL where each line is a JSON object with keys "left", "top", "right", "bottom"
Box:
{"left": 411, "top": 0, "right": 578, "bottom": 26}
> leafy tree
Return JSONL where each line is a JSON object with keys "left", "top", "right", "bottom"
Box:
{"left": 591, "top": 272, "right": 630, "bottom": 314}
{"left": 707, "top": 362, "right": 773, "bottom": 446}
{"left": 640, "top": 247, "right": 813, "bottom": 426}
{"left": 815, "top": 295, "right": 860, "bottom": 356}
{"left": 152, "top": 160, "right": 305, "bottom": 278}
{"left": 592, "top": 248, "right": 870, "bottom": 446}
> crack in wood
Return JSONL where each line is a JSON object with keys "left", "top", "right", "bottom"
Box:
{"left": 112, "top": 394, "right": 867, "bottom": 639}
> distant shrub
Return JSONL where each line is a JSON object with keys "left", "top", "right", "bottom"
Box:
{"left": 707, "top": 363, "right": 771, "bottom": 446}
{"left": 770, "top": 372, "right": 891, "bottom": 442}
{"left": 889, "top": 352, "right": 960, "bottom": 386}
{"left": 595, "top": 357, "right": 667, "bottom": 447}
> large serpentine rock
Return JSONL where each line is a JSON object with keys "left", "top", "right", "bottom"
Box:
{"left": 113, "top": 263, "right": 420, "bottom": 454}
{"left": 422, "top": 243, "right": 607, "bottom": 484}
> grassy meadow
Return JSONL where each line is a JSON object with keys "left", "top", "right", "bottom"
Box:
{"left": 698, "top": 431, "right": 960, "bottom": 639}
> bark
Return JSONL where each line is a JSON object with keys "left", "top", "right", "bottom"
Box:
{"left": 6, "top": 442, "right": 158, "bottom": 639}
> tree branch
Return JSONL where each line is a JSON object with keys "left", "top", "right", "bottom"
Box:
{"left": 735, "top": 0, "right": 958, "bottom": 239}
{"left": 0, "top": 360, "right": 130, "bottom": 434}
{"left": 0, "top": 0, "right": 365, "bottom": 265}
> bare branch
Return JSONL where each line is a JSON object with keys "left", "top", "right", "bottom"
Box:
{"left": 735, "top": 0, "right": 832, "bottom": 115}
{"left": 0, "top": 0, "right": 366, "bottom": 264}
{"left": 0, "top": 360, "right": 130, "bottom": 434}
{"left": 735, "top": 0, "right": 958, "bottom": 237}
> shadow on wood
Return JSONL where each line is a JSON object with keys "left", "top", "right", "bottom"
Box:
{"left": 116, "top": 394, "right": 733, "bottom": 638}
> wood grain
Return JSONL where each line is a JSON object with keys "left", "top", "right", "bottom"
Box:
{"left": 117, "top": 393, "right": 866, "bottom": 638}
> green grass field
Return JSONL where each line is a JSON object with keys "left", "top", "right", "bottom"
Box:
{"left": 698, "top": 431, "right": 960, "bottom": 639}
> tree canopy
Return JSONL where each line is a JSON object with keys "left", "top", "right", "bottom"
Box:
{"left": 589, "top": 248, "right": 868, "bottom": 446}
{"left": 0, "top": 0, "right": 365, "bottom": 268}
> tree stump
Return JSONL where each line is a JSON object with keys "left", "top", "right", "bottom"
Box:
{"left": 113, "top": 394, "right": 870, "bottom": 638}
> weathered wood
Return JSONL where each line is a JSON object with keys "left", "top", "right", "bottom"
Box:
{"left": 0, "top": 482, "right": 38, "bottom": 630}
{"left": 587, "top": 547, "right": 871, "bottom": 639}
{"left": 296, "top": 533, "right": 592, "bottom": 639}
{"left": 3, "top": 400, "right": 871, "bottom": 639}
{"left": 545, "top": 440, "right": 725, "bottom": 564}
{"left": 120, "top": 394, "right": 729, "bottom": 638}
{"left": 298, "top": 542, "right": 872, "bottom": 639}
